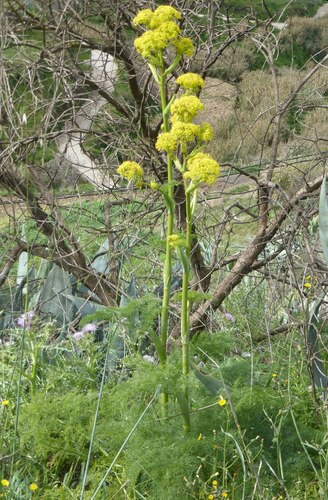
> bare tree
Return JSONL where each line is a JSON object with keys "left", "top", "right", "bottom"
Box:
{"left": 1, "top": 0, "right": 328, "bottom": 344}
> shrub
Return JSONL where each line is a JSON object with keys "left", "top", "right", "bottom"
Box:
{"left": 279, "top": 17, "right": 328, "bottom": 67}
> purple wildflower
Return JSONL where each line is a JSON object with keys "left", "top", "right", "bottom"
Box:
{"left": 224, "top": 312, "right": 236, "bottom": 323}
{"left": 72, "top": 323, "right": 97, "bottom": 341}
{"left": 72, "top": 331, "right": 84, "bottom": 341}
{"left": 17, "top": 311, "right": 35, "bottom": 330}
{"left": 81, "top": 323, "right": 97, "bottom": 333}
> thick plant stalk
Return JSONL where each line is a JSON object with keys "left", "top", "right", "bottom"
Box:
{"left": 158, "top": 73, "right": 175, "bottom": 410}
{"left": 159, "top": 73, "right": 174, "bottom": 358}
{"left": 180, "top": 187, "right": 192, "bottom": 431}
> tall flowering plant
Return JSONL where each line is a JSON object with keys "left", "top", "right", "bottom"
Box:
{"left": 117, "top": 6, "right": 220, "bottom": 431}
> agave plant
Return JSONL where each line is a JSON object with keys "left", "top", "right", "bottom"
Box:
{"left": 0, "top": 230, "right": 128, "bottom": 334}
{"left": 307, "top": 176, "right": 328, "bottom": 396}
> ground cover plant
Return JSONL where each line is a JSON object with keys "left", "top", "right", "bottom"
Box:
{"left": 1, "top": 0, "right": 328, "bottom": 498}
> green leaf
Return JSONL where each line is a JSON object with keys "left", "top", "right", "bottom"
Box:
{"left": 120, "top": 277, "right": 137, "bottom": 307}
{"left": 319, "top": 176, "right": 328, "bottom": 264}
{"left": 308, "top": 296, "right": 328, "bottom": 392}
{"left": 62, "top": 293, "right": 106, "bottom": 317}
{"left": 91, "top": 238, "right": 111, "bottom": 274}
{"left": 39, "top": 265, "right": 75, "bottom": 326}
{"left": 190, "top": 360, "right": 229, "bottom": 395}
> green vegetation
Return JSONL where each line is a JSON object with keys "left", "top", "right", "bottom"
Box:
{"left": 222, "top": 0, "right": 325, "bottom": 19}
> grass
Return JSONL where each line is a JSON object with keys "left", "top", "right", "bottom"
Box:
{"left": 1, "top": 279, "right": 327, "bottom": 498}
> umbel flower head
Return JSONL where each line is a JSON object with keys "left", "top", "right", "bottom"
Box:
{"left": 156, "top": 131, "right": 178, "bottom": 153}
{"left": 133, "top": 6, "right": 194, "bottom": 63}
{"left": 170, "top": 95, "right": 204, "bottom": 123}
{"left": 156, "top": 121, "right": 213, "bottom": 154}
{"left": 184, "top": 153, "right": 220, "bottom": 186}
{"left": 133, "top": 6, "right": 181, "bottom": 29}
{"left": 176, "top": 73, "right": 205, "bottom": 92}
{"left": 171, "top": 122, "right": 201, "bottom": 143}
{"left": 200, "top": 123, "right": 214, "bottom": 142}
{"left": 117, "top": 161, "right": 144, "bottom": 187}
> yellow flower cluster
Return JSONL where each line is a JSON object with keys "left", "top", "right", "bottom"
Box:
{"left": 134, "top": 30, "right": 169, "bottom": 60}
{"left": 174, "top": 37, "right": 194, "bottom": 57}
{"left": 171, "top": 122, "right": 200, "bottom": 142}
{"left": 171, "top": 95, "right": 204, "bottom": 123}
{"left": 156, "top": 132, "right": 178, "bottom": 153}
{"left": 117, "top": 161, "right": 144, "bottom": 184}
{"left": 133, "top": 9, "right": 154, "bottom": 28}
{"left": 184, "top": 153, "right": 220, "bottom": 186}
{"left": 133, "top": 6, "right": 194, "bottom": 63}
{"left": 176, "top": 72, "right": 205, "bottom": 92}
{"left": 133, "top": 6, "right": 181, "bottom": 29}
{"left": 200, "top": 123, "right": 214, "bottom": 142}
{"left": 156, "top": 121, "right": 214, "bottom": 153}
{"left": 156, "top": 121, "right": 213, "bottom": 154}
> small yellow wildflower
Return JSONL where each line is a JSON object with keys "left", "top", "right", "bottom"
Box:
{"left": 222, "top": 492, "right": 228, "bottom": 498}
{"left": 171, "top": 95, "right": 204, "bottom": 123}
{"left": 305, "top": 275, "right": 311, "bottom": 280}
{"left": 29, "top": 483, "right": 38, "bottom": 492}
{"left": 272, "top": 373, "right": 277, "bottom": 378}
{"left": 218, "top": 397, "right": 227, "bottom": 407}
{"left": 150, "top": 180, "right": 160, "bottom": 190}
{"left": 117, "top": 161, "right": 144, "bottom": 183}
{"left": 208, "top": 495, "right": 214, "bottom": 500}
{"left": 176, "top": 72, "right": 205, "bottom": 92}
{"left": 155, "top": 132, "right": 178, "bottom": 153}
{"left": 1, "top": 400, "right": 9, "bottom": 406}
{"left": 0, "top": 479, "right": 9, "bottom": 487}
{"left": 133, "top": 9, "right": 154, "bottom": 28}
{"left": 184, "top": 153, "right": 220, "bottom": 186}
{"left": 197, "top": 433, "right": 203, "bottom": 440}
{"left": 212, "top": 479, "right": 218, "bottom": 487}
{"left": 304, "top": 282, "right": 311, "bottom": 289}
{"left": 174, "top": 37, "right": 195, "bottom": 57}
{"left": 167, "top": 234, "right": 185, "bottom": 248}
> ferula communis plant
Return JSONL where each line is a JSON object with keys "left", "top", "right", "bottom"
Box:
{"left": 117, "top": 5, "right": 220, "bottom": 431}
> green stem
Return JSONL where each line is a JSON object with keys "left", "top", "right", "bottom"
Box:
{"left": 159, "top": 74, "right": 174, "bottom": 360}
{"left": 156, "top": 70, "right": 175, "bottom": 411}
{"left": 30, "top": 341, "right": 38, "bottom": 396}
{"left": 181, "top": 184, "right": 192, "bottom": 432}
